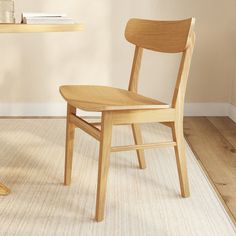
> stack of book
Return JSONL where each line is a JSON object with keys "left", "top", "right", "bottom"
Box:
{"left": 21, "top": 13, "right": 75, "bottom": 24}
{"left": 0, "top": 0, "right": 15, "bottom": 23}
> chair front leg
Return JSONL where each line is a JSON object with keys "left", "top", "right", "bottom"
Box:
{"left": 132, "top": 124, "right": 146, "bottom": 169}
{"left": 95, "top": 112, "right": 113, "bottom": 222}
{"left": 171, "top": 121, "right": 190, "bottom": 197}
{"left": 64, "top": 104, "right": 76, "bottom": 186}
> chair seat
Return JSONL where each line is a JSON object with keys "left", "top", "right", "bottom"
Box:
{"left": 60, "top": 85, "right": 169, "bottom": 112}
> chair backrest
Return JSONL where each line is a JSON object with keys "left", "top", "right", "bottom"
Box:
{"left": 125, "top": 18, "right": 195, "bottom": 109}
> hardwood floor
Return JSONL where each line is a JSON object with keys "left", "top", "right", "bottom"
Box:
{"left": 184, "top": 117, "right": 236, "bottom": 225}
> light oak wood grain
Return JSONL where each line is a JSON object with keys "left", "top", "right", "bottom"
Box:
{"left": 0, "top": 182, "right": 10, "bottom": 195}
{"left": 171, "top": 121, "right": 189, "bottom": 197}
{"left": 64, "top": 104, "right": 76, "bottom": 186}
{"left": 184, "top": 117, "right": 236, "bottom": 220}
{"left": 95, "top": 112, "right": 113, "bottom": 222}
{"left": 0, "top": 23, "right": 83, "bottom": 33}
{"left": 110, "top": 109, "right": 176, "bottom": 124}
{"left": 69, "top": 114, "right": 101, "bottom": 141}
{"left": 207, "top": 117, "right": 236, "bottom": 148}
{"left": 111, "top": 141, "right": 176, "bottom": 152}
{"left": 128, "top": 45, "right": 146, "bottom": 169}
{"left": 125, "top": 18, "right": 194, "bottom": 53}
{"left": 131, "top": 124, "right": 146, "bottom": 169}
{"left": 128, "top": 46, "right": 143, "bottom": 92}
{"left": 60, "top": 85, "right": 169, "bottom": 112}
{"left": 60, "top": 18, "right": 195, "bottom": 221}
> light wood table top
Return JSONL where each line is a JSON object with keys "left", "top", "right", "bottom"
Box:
{"left": 0, "top": 23, "right": 84, "bottom": 33}
{"left": 0, "top": 23, "right": 83, "bottom": 195}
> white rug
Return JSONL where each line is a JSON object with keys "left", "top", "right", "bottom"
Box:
{"left": 0, "top": 119, "right": 235, "bottom": 236}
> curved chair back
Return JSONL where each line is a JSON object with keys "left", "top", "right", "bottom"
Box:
{"left": 125, "top": 18, "right": 194, "bottom": 53}
{"left": 125, "top": 18, "right": 195, "bottom": 108}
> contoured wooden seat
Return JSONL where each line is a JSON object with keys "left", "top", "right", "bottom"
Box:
{"left": 60, "top": 85, "right": 169, "bottom": 111}
{"left": 60, "top": 18, "right": 195, "bottom": 222}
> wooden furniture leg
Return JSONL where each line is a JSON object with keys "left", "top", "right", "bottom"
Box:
{"left": 132, "top": 124, "right": 146, "bottom": 169}
{"left": 59, "top": 18, "right": 195, "bottom": 222}
{"left": 64, "top": 104, "right": 76, "bottom": 186}
{"left": 0, "top": 181, "right": 10, "bottom": 195}
{"left": 171, "top": 121, "right": 190, "bottom": 197}
{"left": 95, "top": 112, "right": 113, "bottom": 221}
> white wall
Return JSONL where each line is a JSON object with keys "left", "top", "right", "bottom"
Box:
{"left": 0, "top": 0, "right": 235, "bottom": 116}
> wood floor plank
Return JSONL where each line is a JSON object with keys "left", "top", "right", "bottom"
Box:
{"left": 184, "top": 117, "right": 236, "bottom": 222}
{"left": 207, "top": 117, "right": 236, "bottom": 148}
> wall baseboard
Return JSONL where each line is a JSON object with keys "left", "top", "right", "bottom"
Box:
{"left": 0, "top": 103, "right": 67, "bottom": 116}
{"left": 0, "top": 103, "right": 100, "bottom": 117}
{"left": 228, "top": 104, "right": 236, "bottom": 123}
{"left": 0, "top": 102, "right": 234, "bottom": 121}
{"left": 184, "top": 103, "right": 230, "bottom": 116}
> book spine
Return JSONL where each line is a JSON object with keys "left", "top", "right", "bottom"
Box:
{"left": 23, "top": 17, "right": 74, "bottom": 24}
{"left": 22, "top": 13, "right": 67, "bottom": 18}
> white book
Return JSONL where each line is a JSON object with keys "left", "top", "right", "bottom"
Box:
{"left": 22, "top": 12, "right": 67, "bottom": 18}
{"left": 22, "top": 17, "right": 75, "bottom": 24}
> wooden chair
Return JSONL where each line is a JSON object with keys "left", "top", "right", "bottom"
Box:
{"left": 59, "top": 18, "right": 195, "bottom": 222}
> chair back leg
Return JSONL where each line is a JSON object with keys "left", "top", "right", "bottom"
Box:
{"left": 64, "top": 104, "right": 76, "bottom": 185}
{"left": 171, "top": 121, "right": 190, "bottom": 197}
{"left": 132, "top": 124, "right": 146, "bottom": 169}
{"left": 95, "top": 112, "right": 113, "bottom": 221}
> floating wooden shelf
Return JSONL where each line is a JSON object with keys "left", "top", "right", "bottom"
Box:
{"left": 0, "top": 23, "right": 84, "bottom": 33}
